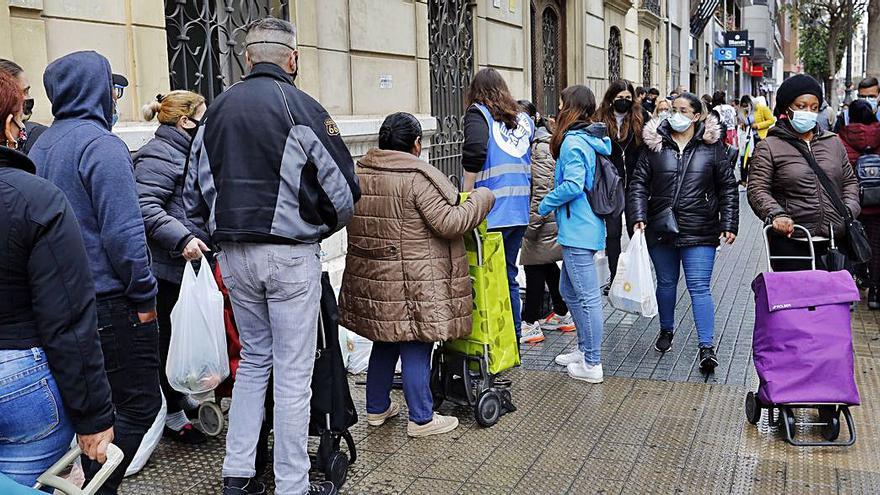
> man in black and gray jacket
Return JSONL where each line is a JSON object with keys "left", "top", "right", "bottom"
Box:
{"left": 184, "top": 17, "right": 359, "bottom": 495}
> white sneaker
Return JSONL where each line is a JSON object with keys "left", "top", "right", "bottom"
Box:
{"left": 366, "top": 402, "right": 400, "bottom": 426}
{"left": 519, "top": 322, "right": 545, "bottom": 344}
{"left": 567, "top": 361, "right": 604, "bottom": 383}
{"left": 407, "top": 413, "right": 459, "bottom": 437}
{"left": 554, "top": 349, "right": 584, "bottom": 366}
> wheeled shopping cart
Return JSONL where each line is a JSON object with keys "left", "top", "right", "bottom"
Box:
{"left": 744, "top": 225, "right": 860, "bottom": 446}
{"left": 0, "top": 444, "right": 123, "bottom": 495}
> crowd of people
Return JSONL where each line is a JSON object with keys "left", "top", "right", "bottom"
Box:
{"left": 1, "top": 14, "right": 880, "bottom": 495}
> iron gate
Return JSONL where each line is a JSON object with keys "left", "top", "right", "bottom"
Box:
{"left": 427, "top": 0, "right": 475, "bottom": 178}
{"left": 165, "top": 0, "right": 290, "bottom": 103}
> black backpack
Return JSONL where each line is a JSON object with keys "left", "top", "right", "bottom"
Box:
{"left": 855, "top": 149, "right": 880, "bottom": 206}
{"left": 586, "top": 153, "right": 625, "bottom": 219}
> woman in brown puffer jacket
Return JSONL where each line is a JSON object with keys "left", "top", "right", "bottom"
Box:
{"left": 748, "top": 74, "right": 860, "bottom": 271}
{"left": 339, "top": 112, "right": 494, "bottom": 438}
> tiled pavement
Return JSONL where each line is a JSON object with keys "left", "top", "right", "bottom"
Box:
{"left": 121, "top": 193, "right": 880, "bottom": 494}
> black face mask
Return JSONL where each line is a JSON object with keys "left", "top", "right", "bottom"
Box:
{"left": 23, "top": 98, "right": 34, "bottom": 119}
{"left": 613, "top": 99, "right": 633, "bottom": 113}
{"left": 184, "top": 117, "right": 201, "bottom": 139}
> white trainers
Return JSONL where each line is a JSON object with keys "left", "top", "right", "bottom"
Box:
{"left": 539, "top": 312, "right": 576, "bottom": 332}
{"left": 567, "top": 361, "right": 604, "bottom": 383}
{"left": 554, "top": 349, "right": 584, "bottom": 366}
{"left": 406, "top": 413, "right": 459, "bottom": 438}
{"left": 519, "top": 322, "right": 545, "bottom": 344}
{"left": 366, "top": 402, "right": 400, "bottom": 426}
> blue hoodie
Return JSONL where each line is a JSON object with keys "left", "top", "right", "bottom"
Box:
{"left": 538, "top": 123, "right": 612, "bottom": 251}
{"left": 30, "top": 51, "right": 157, "bottom": 311}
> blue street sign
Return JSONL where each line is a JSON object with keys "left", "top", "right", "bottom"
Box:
{"left": 714, "top": 47, "right": 737, "bottom": 62}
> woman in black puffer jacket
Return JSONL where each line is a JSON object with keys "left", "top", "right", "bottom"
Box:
{"left": 627, "top": 93, "right": 738, "bottom": 372}
{"left": 134, "top": 91, "right": 210, "bottom": 444}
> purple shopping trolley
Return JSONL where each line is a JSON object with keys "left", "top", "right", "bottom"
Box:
{"left": 745, "top": 225, "right": 861, "bottom": 446}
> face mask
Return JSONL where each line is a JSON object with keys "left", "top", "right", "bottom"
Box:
{"left": 866, "top": 97, "right": 879, "bottom": 113}
{"left": 613, "top": 99, "right": 633, "bottom": 113}
{"left": 111, "top": 106, "right": 119, "bottom": 128}
{"left": 658, "top": 111, "right": 670, "bottom": 120}
{"left": 23, "top": 98, "right": 34, "bottom": 120}
{"left": 668, "top": 112, "right": 693, "bottom": 133}
{"left": 184, "top": 116, "right": 201, "bottom": 139}
{"left": 789, "top": 110, "right": 818, "bottom": 134}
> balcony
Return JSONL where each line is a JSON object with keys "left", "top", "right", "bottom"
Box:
{"left": 638, "top": 0, "right": 662, "bottom": 27}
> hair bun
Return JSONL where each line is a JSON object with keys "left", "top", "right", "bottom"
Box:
{"left": 141, "top": 100, "right": 162, "bottom": 122}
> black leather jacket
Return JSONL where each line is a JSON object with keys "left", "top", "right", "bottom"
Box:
{"left": 627, "top": 115, "right": 739, "bottom": 247}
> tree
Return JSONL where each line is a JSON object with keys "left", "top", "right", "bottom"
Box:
{"left": 868, "top": 0, "right": 880, "bottom": 78}
{"left": 797, "top": 0, "right": 868, "bottom": 101}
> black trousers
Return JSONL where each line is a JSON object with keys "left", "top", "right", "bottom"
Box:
{"left": 605, "top": 213, "right": 624, "bottom": 283}
{"left": 767, "top": 232, "right": 831, "bottom": 272}
{"left": 522, "top": 263, "right": 568, "bottom": 323}
{"left": 157, "top": 278, "right": 186, "bottom": 414}
{"left": 83, "top": 296, "right": 161, "bottom": 495}
{"left": 862, "top": 216, "right": 880, "bottom": 286}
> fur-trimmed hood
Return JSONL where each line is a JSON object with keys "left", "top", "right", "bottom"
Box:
{"left": 642, "top": 114, "right": 721, "bottom": 153}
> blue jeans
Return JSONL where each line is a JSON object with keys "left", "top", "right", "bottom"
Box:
{"left": 366, "top": 341, "right": 433, "bottom": 424}
{"left": 0, "top": 348, "right": 74, "bottom": 490}
{"left": 560, "top": 247, "right": 604, "bottom": 366}
{"left": 648, "top": 244, "right": 717, "bottom": 347}
{"left": 490, "top": 226, "right": 527, "bottom": 338}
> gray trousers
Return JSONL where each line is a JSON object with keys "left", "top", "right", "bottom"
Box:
{"left": 219, "top": 242, "right": 321, "bottom": 494}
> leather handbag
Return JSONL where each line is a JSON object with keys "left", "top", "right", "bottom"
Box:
{"left": 647, "top": 147, "right": 698, "bottom": 235}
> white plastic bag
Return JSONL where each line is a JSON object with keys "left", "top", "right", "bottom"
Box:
{"left": 346, "top": 331, "right": 373, "bottom": 374}
{"left": 166, "top": 261, "right": 229, "bottom": 394}
{"left": 124, "top": 391, "right": 166, "bottom": 476}
{"left": 594, "top": 251, "right": 611, "bottom": 287}
{"left": 609, "top": 230, "right": 658, "bottom": 317}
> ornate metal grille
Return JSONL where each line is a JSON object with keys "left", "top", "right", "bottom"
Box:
{"left": 165, "top": 0, "right": 290, "bottom": 103}
{"left": 642, "top": 40, "right": 652, "bottom": 87}
{"left": 541, "top": 8, "right": 560, "bottom": 117}
{"left": 641, "top": 0, "right": 661, "bottom": 17}
{"left": 608, "top": 27, "right": 622, "bottom": 81}
{"left": 427, "top": 0, "right": 475, "bottom": 177}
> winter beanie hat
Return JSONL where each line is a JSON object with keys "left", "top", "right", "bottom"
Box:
{"left": 773, "top": 74, "right": 824, "bottom": 117}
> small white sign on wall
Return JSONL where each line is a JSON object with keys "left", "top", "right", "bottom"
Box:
{"left": 379, "top": 74, "right": 393, "bottom": 89}
{"left": 493, "top": 0, "right": 501, "bottom": 7}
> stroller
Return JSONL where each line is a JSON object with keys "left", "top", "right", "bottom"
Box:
{"left": 0, "top": 445, "right": 123, "bottom": 495}
{"left": 744, "top": 225, "right": 861, "bottom": 446}
{"left": 199, "top": 268, "right": 357, "bottom": 486}
{"left": 431, "top": 226, "right": 518, "bottom": 427}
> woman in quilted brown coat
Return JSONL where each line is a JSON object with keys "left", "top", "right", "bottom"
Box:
{"left": 339, "top": 112, "right": 494, "bottom": 438}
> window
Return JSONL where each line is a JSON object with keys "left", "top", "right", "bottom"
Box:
{"left": 671, "top": 26, "right": 681, "bottom": 90}
{"left": 608, "top": 27, "right": 622, "bottom": 81}
{"left": 642, "top": 39, "right": 652, "bottom": 87}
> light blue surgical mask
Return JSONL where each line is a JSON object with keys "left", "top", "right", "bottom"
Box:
{"left": 668, "top": 112, "right": 694, "bottom": 133}
{"left": 789, "top": 110, "right": 818, "bottom": 134}
{"left": 658, "top": 111, "right": 670, "bottom": 121}
{"left": 111, "top": 106, "right": 119, "bottom": 128}
{"left": 863, "top": 96, "right": 879, "bottom": 112}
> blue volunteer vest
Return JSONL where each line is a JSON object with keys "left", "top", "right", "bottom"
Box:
{"left": 473, "top": 104, "right": 534, "bottom": 228}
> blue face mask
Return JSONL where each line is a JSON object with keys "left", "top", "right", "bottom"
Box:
{"left": 111, "top": 106, "right": 119, "bottom": 128}
{"left": 789, "top": 110, "right": 817, "bottom": 134}
{"left": 864, "top": 96, "right": 879, "bottom": 113}
{"left": 668, "top": 112, "right": 694, "bottom": 133}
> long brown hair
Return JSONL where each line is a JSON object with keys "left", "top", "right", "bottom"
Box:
{"left": 595, "top": 79, "right": 643, "bottom": 146}
{"left": 550, "top": 85, "right": 596, "bottom": 159}
{"left": 466, "top": 68, "right": 520, "bottom": 129}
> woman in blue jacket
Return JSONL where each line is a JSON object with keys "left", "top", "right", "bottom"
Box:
{"left": 539, "top": 85, "right": 611, "bottom": 384}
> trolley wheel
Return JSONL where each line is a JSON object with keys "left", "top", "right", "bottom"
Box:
{"left": 324, "top": 450, "right": 349, "bottom": 488}
{"left": 198, "top": 402, "right": 224, "bottom": 437}
{"left": 745, "top": 392, "right": 761, "bottom": 425}
{"left": 821, "top": 410, "right": 841, "bottom": 442}
{"left": 475, "top": 390, "right": 501, "bottom": 427}
{"left": 783, "top": 407, "right": 797, "bottom": 439}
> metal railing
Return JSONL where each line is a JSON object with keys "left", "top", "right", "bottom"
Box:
{"left": 641, "top": 0, "right": 661, "bottom": 16}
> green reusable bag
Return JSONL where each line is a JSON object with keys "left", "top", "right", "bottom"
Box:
{"left": 445, "top": 221, "right": 520, "bottom": 374}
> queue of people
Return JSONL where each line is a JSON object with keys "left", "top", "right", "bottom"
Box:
{"left": 1, "top": 14, "right": 879, "bottom": 495}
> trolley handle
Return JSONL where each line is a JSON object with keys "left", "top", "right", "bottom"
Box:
{"left": 34, "top": 444, "right": 124, "bottom": 495}
{"left": 762, "top": 224, "right": 816, "bottom": 272}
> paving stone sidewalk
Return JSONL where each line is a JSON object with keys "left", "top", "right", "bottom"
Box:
{"left": 121, "top": 194, "right": 880, "bottom": 494}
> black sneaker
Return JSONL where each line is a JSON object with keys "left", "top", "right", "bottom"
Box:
{"left": 222, "top": 477, "right": 266, "bottom": 495}
{"left": 699, "top": 346, "right": 718, "bottom": 372}
{"left": 309, "top": 481, "right": 337, "bottom": 495}
{"left": 602, "top": 283, "right": 611, "bottom": 296}
{"left": 654, "top": 330, "right": 674, "bottom": 353}
{"left": 164, "top": 424, "right": 207, "bottom": 445}
{"left": 869, "top": 286, "right": 880, "bottom": 310}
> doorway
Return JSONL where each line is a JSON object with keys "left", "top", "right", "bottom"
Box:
{"left": 530, "top": 0, "right": 567, "bottom": 118}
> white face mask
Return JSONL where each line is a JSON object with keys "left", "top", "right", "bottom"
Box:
{"left": 658, "top": 111, "right": 670, "bottom": 120}
{"left": 668, "top": 112, "right": 694, "bottom": 133}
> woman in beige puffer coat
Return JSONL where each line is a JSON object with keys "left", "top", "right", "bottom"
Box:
{"left": 339, "top": 112, "right": 494, "bottom": 438}
{"left": 517, "top": 101, "right": 572, "bottom": 344}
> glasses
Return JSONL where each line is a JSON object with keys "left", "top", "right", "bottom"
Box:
{"left": 113, "top": 85, "right": 125, "bottom": 99}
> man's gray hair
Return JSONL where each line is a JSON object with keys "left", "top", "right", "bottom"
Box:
{"left": 245, "top": 17, "right": 297, "bottom": 66}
